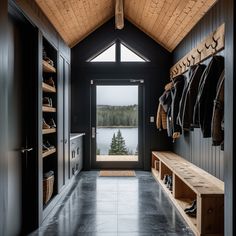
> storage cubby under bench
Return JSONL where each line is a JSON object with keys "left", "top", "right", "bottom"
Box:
{"left": 152, "top": 151, "right": 224, "bottom": 236}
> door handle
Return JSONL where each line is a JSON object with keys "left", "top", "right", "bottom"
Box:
{"left": 64, "top": 139, "right": 68, "bottom": 144}
{"left": 92, "top": 127, "right": 97, "bottom": 138}
{"left": 21, "top": 148, "right": 33, "bottom": 154}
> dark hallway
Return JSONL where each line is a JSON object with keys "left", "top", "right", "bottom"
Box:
{"left": 1, "top": 1, "right": 236, "bottom": 236}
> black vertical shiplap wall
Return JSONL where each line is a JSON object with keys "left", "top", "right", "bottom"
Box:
{"left": 172, "top": 1, "right": 225, "bottom": 181}
{"left": 0, "top": 1, "right": 8, "bottom": 235}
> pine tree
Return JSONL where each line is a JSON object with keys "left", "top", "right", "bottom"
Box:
{"left": 109, "top": 133, "right": 118, "bottom": 155}
{"left": 108, "top": 130, "right": 128, "bottom": 155}
{"left": 116, "top": 130, "right": 128, "bottom": 155}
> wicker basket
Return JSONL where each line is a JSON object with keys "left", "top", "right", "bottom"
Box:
{"left": 43, "top": 175, "right": 54, "bottom": 205}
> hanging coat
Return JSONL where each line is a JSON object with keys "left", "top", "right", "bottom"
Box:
{"left": 156, "top": 103, "right": 167, "bottom": 130}
{"left": 171, "top": 75, "right": 186, "bottom": 136}
{"left": 193, "top": 56, "right": 224, "bottom": 137}
{"left": 211, "top": 71, "right": 224, "bottom": 146}
{"left": 156, "top": 90, "right": 172, "bottom": 131}
{"left": 182, "top": 64, "right": 207, "bottom": 131}
{"left": 177, "top": 65, "right": 198, "bottom": 129}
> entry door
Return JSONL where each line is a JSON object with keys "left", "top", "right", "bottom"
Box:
{"left": 8, "top": 11, "right": 38, "bottom": 235}
{"left": 91, "top": 80, "right": 144, "bottom": 169}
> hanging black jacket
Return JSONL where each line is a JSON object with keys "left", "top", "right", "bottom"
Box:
{"left": 171, "top": 75, "right": 186, "bottom": 134}
{"left": 212, "top": 71, "right": 224, "bottom": 146}
{"left": 177, "top": 65, "right": 198, "bottom": 129}
{"left": 193, "top": 56, "right": 224, "bottom": 137}
{"left": 182, "top": 64, "right": 207, "bottom": 131}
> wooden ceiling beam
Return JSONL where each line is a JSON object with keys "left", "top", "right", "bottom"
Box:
{"left": 115, "top": 0, "right": 124, "bottom": 29}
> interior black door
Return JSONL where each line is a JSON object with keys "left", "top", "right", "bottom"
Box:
{"left": 8, "top": 8, "right": 38, "bottom": 235}
{"left": 91, "top": 79, "right": 144, "bottom": 169}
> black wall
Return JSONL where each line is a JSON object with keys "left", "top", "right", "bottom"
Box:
{"left": 172, "top": 1, "right": 225, "bottom": 180}
{"left": 71, "top": 19, "right": 172, "bottom": 170}
{"left": 0, "top": 0, "right": 8, "bottom": 235}
{"left": 172, "top": 0, "right": 235, "bottom": 235}
{"left": 223, "top": 0, "right": 235, "bottom": 235}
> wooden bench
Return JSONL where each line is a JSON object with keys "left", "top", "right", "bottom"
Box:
{"left": 152, "top": 151, "right": 224, "bottom": 236}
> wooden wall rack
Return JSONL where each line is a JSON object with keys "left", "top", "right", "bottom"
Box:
{"left": 152, "top": 151, "right": 224, "bottom": 236}
{"left": 170, "top": 23, "right": 225, "bottom": 79}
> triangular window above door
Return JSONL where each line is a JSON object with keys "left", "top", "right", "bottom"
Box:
{"left": 88, "top": 42, "right": 149, "bottom": 62}
{"left": 90, "top": 43, "right": 116, "bottom": 62}
{"left": 120, "top": 43, "right": 147, "bottom": 62}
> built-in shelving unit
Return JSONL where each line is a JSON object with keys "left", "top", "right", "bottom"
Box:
{"left": 42, "top": 106, "right": 56, "bottom": 112}
{"left": 42, "top": 148, "right": 57, "bottom": 158}
{"left": 43, "top": 60, "right": 56, "bottom": 73}
{"left": 42, "top": 37, "right": 58, "bottom": 208}
{"left": 42, "top": 82, "right": 56, "bottom": 93}
{"left": 42, "top": 128, "right": 56, "bottom": 134}
{"left": 152, "top": 151, "right": 224, "bottom": 236}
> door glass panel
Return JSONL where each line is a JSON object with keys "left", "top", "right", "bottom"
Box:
{"left": 96, "top": 85, "right": 138, "bottom": 162}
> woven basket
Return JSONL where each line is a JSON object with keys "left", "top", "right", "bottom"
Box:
{"left": 43, "top": 175, "right": 54, "bottom": 205}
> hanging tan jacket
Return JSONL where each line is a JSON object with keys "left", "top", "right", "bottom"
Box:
{"left": 156, "top": 103, "right": 167, "bottom": 130}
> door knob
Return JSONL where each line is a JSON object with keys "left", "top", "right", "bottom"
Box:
{"left": 21, "top": 147, "right": 33, "bottom": 154}
{"left": 64, "top": 139, "right": 68, "bottom": 144}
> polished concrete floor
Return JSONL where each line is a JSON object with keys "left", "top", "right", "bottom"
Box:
{"left": 30, "top": 171, "right": 194, "bottom": 236}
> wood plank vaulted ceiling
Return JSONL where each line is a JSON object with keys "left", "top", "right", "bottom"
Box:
{"left": 35, "top": 0, "right": 217, "bottom": 52}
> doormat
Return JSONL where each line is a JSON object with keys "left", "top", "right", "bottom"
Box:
{"left": 99, "top": 170, "right": 136, "bottom": 177}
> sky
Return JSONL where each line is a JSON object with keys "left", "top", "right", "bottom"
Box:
{"left": 97, "top": 86, "right": 138, "bottom": 106}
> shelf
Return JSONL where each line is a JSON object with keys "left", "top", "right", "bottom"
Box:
{"left": 152, "top": 167, "right": 160, "bottom": 179}
{"left": 42, "top": 82, "right": 56, "bottom": 93}
{"left": 152, "top": 151, "right": 224, "bottom": 195}
{"left": 43, "top": 60, "right": 56, "bottom": 73}
{"left": 153, "top": 168, "right": 173, "bottom": 195}
{"left": 42, "top": 128, "right": 56, "bottom": 134}
{"left": 152, "top": 168, "right": 197, "bottom": 235}
{"left": 42, "top": 148, "right": 56, "bottom": 158}
{"left": 173, "top": 198, "right": 198, "bottom": 234}
{"left": 42, "top": 106, "right": 56, "bottom": 112}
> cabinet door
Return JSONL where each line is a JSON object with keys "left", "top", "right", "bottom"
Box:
{"left": 64, "top": 61, "right": 70, "bottom": 184}
{"left": 78, "top": 137, "right": 83, "bottom": 172}
{"left": 58, "top": 56, "right": 70, "bottom": 190}
{"left": 57, "top": 55, "right": 64, "bottom": 192}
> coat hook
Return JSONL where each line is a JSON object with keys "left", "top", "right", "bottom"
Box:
{"left": 212, "top": 35, "right": 220, "bottom": 44}
{"left": 205, "top": 42, "right": 211, "bottom": 49}
{"left": 211, "top": 36, "right": 219, "bottom": 50}
{"left": 187, "top": 57, "right": 191, "bottom": 67}
{"left": 197, "top": 48, "right": 202, "bottom": 62}
{"left": 191, "top": 55, "right": 195, "bottom": 64}
{"left": 197, "top": 48, "right": 202, "bottom": 54}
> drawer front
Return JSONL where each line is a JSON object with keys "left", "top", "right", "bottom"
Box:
{"left": 70, "top": 137, "right": 83, "bottom": 176}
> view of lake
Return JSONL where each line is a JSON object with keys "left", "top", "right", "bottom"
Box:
{"left": 97, "top": 127, "right": 138, "bottom": 155}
